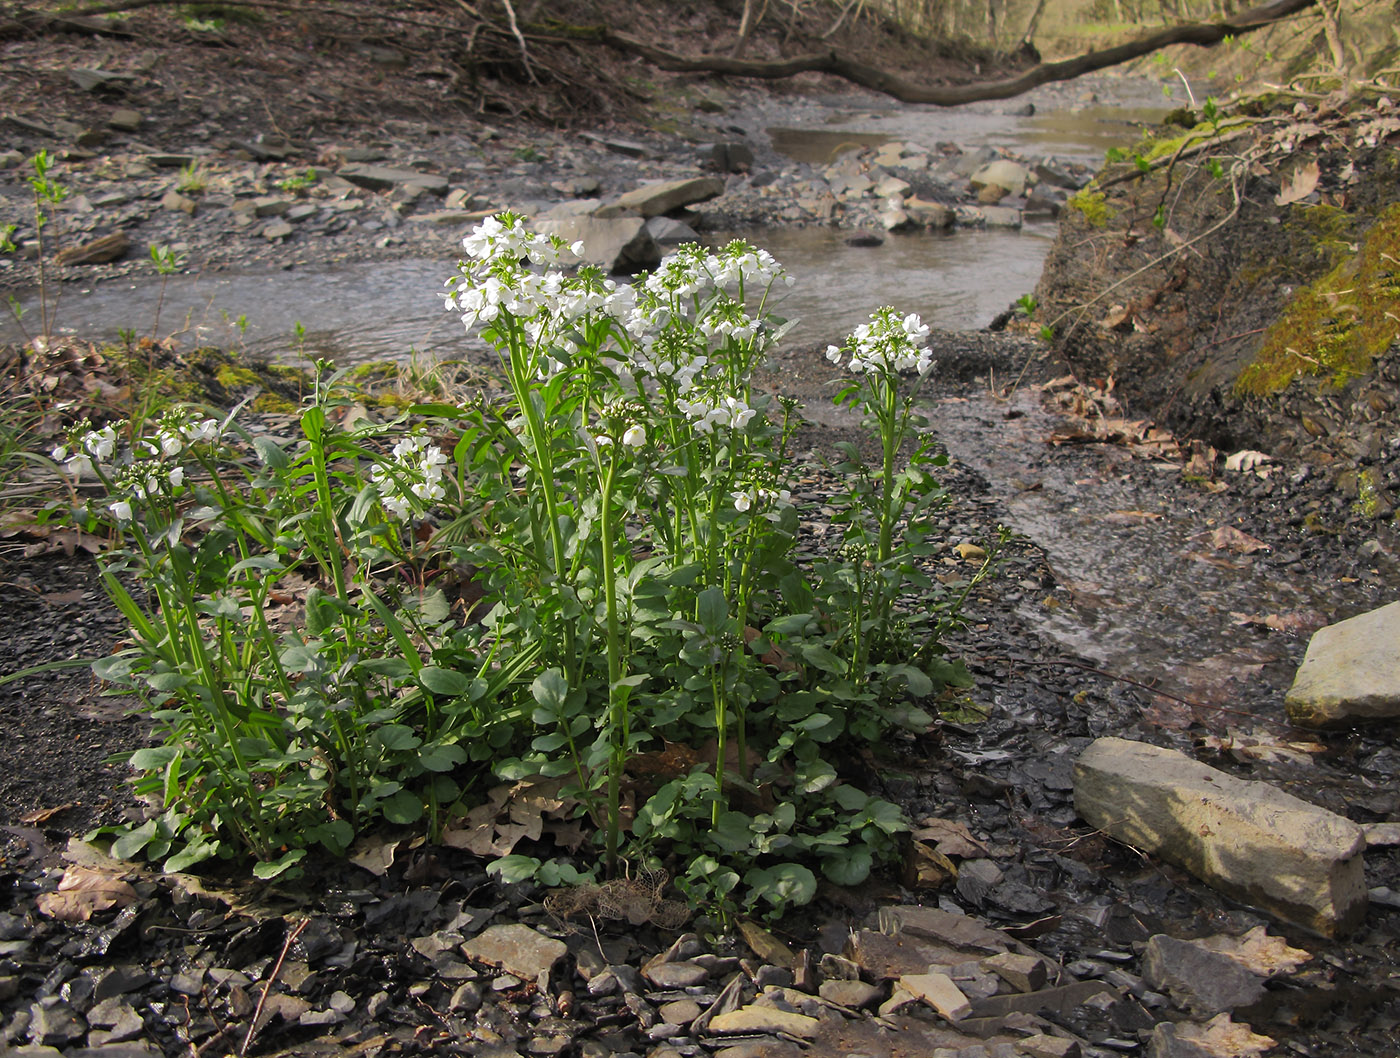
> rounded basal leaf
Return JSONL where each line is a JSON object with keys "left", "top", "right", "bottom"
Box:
{"left": 822, "top": 845, "right": 873, "bottom": 886}
{"left": 381, "top": 790, "right": 423, "bottom": 825}
{"left": 799, "top": 644, "right": 845, "bottom": 674}
{"left": 164, "top": 840, "right": 221, "bottom": 873}
{"left": 252, "top": 848, "right": 306, "bottom": 879}
{"left": 418, "top": 744, "right": 468, "bottom": 772}
{"left": 744, "top": 863, "right": 817, "bottom": 909}
{"left": 531, "top": 668, "right": 569, "bottom": 711}
{"left": 486, "top": 854, "right": 540, "bottom": 884}
{"left": 372, "top": 725, "right": 422, "bottom": 753}
{"left": 419, "top": 665, "right": 471, "bottom": 697}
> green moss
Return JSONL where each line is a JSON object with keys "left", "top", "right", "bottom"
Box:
{"left": 216, "top": 364, "right": 261, "bottom": 389}
{"left": 1237, "top": 203, "right": 1400, "bottom": 397}
{"left": 1354, "top": 469, "right": 1382, "bottom": 519}
{"left": 1067, "top": 189, "right": 1114, "bottom": 227}
{"left": 250, "top": 392, "right": 299, "bottom": 414}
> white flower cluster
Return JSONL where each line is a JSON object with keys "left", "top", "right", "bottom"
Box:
{"left": 447, "top": 218, "right": 791, "bottom": 439}
{"left": 675, "top": 393, "right": 757, "bottom": 435}
{"left": 826, "top": 307, "right": 934, "bottom": 377}
{"left": 370, "top": 433, "right": 449, "bottom": 521}
{"left": 52, "top": 412, "right": 220, "bottom": 493}
{"left": 51, "top": 420, "right": 119, "bottom": 479}
{"left": 109, "top": 462, "right": 186, "bottom": 523}
{"left": 446, "top": 213, "right": 641, "bottom": 354}
{"left": 731, "top": 485, "right": 793, "bottom": 513}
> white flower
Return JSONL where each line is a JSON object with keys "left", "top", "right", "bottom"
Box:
{"left": 622, "top": 424, "right": 646, "bottom": 447}
{"left": 825, "top": 345, "right": 842, "bottom": 363}
{"left": 168, "top": 465, "right": 185, "bottom": 488}
{"left": 109, "top": 499, "right": 133, "bottom": 523}
{"left": 732, "top": 491, "right": 752, "bottom": 512}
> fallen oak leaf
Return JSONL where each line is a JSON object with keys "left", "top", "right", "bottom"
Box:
{"left": 1274, "top": 159, "right": 1320, "bottom": 206}
{"left": 20, "top": 804, "right": 75, "bottom": 824}
{"left": 1206, "top": 526, "right": 1271, "bottom": 554}
{"left": 36, "top": 865, "right": 138, "bottom": 922}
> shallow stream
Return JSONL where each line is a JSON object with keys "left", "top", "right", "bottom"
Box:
{"left": 3, "top": 75, "right": 1170, "bottom": 361}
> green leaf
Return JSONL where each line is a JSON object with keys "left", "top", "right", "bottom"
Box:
{"left": 487, "top": 854, "right": 540, "bottom": 884}
{"left": 744, "top": 863, "right": 817, "bottom": 909}
{"left": 799, "top": 644, "right": 845, "bottom": 674}
{"left": 381, "top": 790, "right": 423, "bottom": 824}
{"left": 711, "top": 811, "right": 755, "bottom": 853}
{"left": 252, "top": 436, "right": 289, "bottom": 470}
{"left": 764, "top": 613, "right": 813, "bottom": 636}
{"left": 883, "top": 663, "right": 933, "bottom": 698}
{"left": 145, "top": 671, "right": 192, "bottom": 691}
{"left": 164, "top": 840, "right": 221, "bottom": 873}
{"left": 822, "top": 845, "right": 873, "bottom": 886}
{"left": 128, "top": 746, "right": 180, "bottom": 771}
{"left": 418, "top": 744, "right": 468, "bottom": 772}
{"left": 110, "top": 819, "right": 157, "bottom": 861}
{"left": 531, "top": 668, "right": 569, "bottom": 711}
{"left": 373, "top": 725, "right": 421, "bottom": 752}
{"left": 419, "top": 666, "right": 471, "bottom": 697}
{"left": 253, "top": 848, "right": 307, "bottom": 879}
{"left": 696, "top": 587, "right": 728, "bottom": 633}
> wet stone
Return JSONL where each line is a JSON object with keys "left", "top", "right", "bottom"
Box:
{"left": 817, "top": 979, "right": 883, "bottom": 1008}
{"left": 1141, "top": 935, "right": 1266, "bottom": 1016}
{"left": 27, "top": 1000, "right": 86, "bottom": 1047}
{"left": 660, "top": 998, "right": 702, "bottom": 1024}
{"left": 451, "top": 981, "right": 484, "bottom": 1013}
{"left": 643, "top": 960, "right": 709, "bottom": 988}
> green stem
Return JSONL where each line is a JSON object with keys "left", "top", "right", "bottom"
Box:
{"left": 599, "top": 455, "right": 627, "bottom": 875}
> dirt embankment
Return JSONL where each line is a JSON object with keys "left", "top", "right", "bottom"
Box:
{"left": 1036, "top": 91, "right": 1400, "bottom": 474}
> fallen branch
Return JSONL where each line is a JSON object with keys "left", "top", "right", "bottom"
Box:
{"left": 557, "top": 0, "right": 1317, "bottom": 107}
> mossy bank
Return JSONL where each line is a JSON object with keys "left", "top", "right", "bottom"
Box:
{"left": 1036, "top": 93, "right": 1400, "bottom": 470}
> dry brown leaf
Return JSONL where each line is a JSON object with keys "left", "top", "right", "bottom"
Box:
{"left": 20, "top": 804, "right": 74, "bottom": 824}
{"left": 1207, "top": 526, "right": 1271, "bottom": 554}
{"left": 1103, "top": 510, "right": 1164, "bottom": 525}
{"left": 1275, "top": 160, "right": 1320, "bottom": 206}
{"left": 1230, "top": 610, "right": 1326, "bottom": 635}
{"left": 904, "top": 842, "right": 958, "bottom": 889}
{"left": 36, "top": 865, "right": 137, "bottom": 922}
{"left": 1176, "top": 1012, "right": 1276, "bottom": 1056}
{"left": 914, "top": 817, "right": 989, "bottom": 858}
{"left": 348, "top": 835, "right": 400, "bottom": 876}
{"left": 1199, "top": 727, "right": 1326, "bottom": 767}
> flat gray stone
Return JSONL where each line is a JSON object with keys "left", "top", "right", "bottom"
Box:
{"left": 981, "top": 205, "right": 1023, "bottom": 228}
{"left": 1286, "top": 601, "right": 1400, "bottom": 725}
{"left": 1141, "top": 935, "right": 1266, "bottom": 1015}
{"left": 107, "top": 108, "right": 142, "bottom": 132}
{"left": 337, "top": 164, "right": 447, "bottom": 195}
{"left": 1074, "top": 737, "right": 1366, "bottom": 936}
{"left": 817, "top": 979, "right": 883, "bottom": 1008}
{"left": 898, "top": 972, "right": 971, "bottom": 1021}
{"left": 460, "top": 923, "right": 567, "bottom": 981}
{"left": 534, "top": 214, "right": 658, "bottom": 274}
{"left": 595, "top": 175, "right": 725, "bottom": 219}
{"left": 643, "top": 960, "right": 709, "bottom": 988}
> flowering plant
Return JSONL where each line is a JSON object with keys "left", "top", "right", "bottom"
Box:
{"left": 57, "top": 215, "right": 994, "bottom": 911}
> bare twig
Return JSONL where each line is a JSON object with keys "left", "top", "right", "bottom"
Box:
{"left": 240, "top": 918, "right": 309, "bottom": 1057}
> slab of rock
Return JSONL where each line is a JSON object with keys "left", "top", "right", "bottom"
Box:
{"left": 709, "top": 141, "right": 754, "bottom": 172}
{"left": 1019, "top": 1034, "right": 1081, "bottom": 1058}
{"left": 1285, "top": 601, "right": 1400, "bottom": 725}
{"left": 899, "top": 972, "right": 971, "bottom": 1022}
{"left": 707, "top": 1005, "right": 821, "bottom": 1038}
{"left": 878, "top": 905, "right": 1010, "bottom": 954}
{"left": 981, "top": 952, "right": 1049, "bottom": 993}
{"left": 644, "top": 215, "right": 700, "bottom": 249}
{"left": 818, "top": 979, "right": 883, "bottom": 1009}
{"left": 54, "top": 231, "right": 129, "bottom": 265}
{"left": 847, "top": 928, "right": 966, "bottom": 979}
{"left": 905, "top": 197, "right": 955, "bottom": 229}
{"left": 970, "top": 160, "right": 1031, "bottom": 195}
{"left": 161, "top": 190, "right": 196, "bottom": 215}
{"left": 1074, "top": 737, "right": 1366, "bottom": 935}
{"left": 981, "top": 206, "right": 1023, "bottom": 229}
{"left": 595, "top": 176, "right": 725, "bottom": 219}
{"left": 534, "top": 215, "right": 659, "bottom": 274}
{"left": 968, "top": 980, "right": 1114, "bottom": 1019}
{"left": 337, "top": 164, "right": 447, "bottom": 195}
{"left": 460, "top": 924, "right": 567, "bottom": 982}
{"left": 69, "top": 67, "right": 134, "bottom": 93}
{"left": 107, "top": 108, "right": 142, "bottom": 132}
{"left": 1141, "top": 935, "right": 1266, "bottom": 1015}
{"left": 1146, "top": 1013, "right": 1275, "bottom": 1058}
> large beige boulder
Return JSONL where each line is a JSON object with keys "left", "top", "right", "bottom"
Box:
{"left": 1285, "top": 600, "right": 1400, "bottom": 726}
{"left": 1074, "top": 737, "right": 1366, "bottom": 935}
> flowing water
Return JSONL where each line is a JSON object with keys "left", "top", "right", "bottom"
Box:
{"left": 3, "top": 76, "right": 1169, "bottom": 361}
